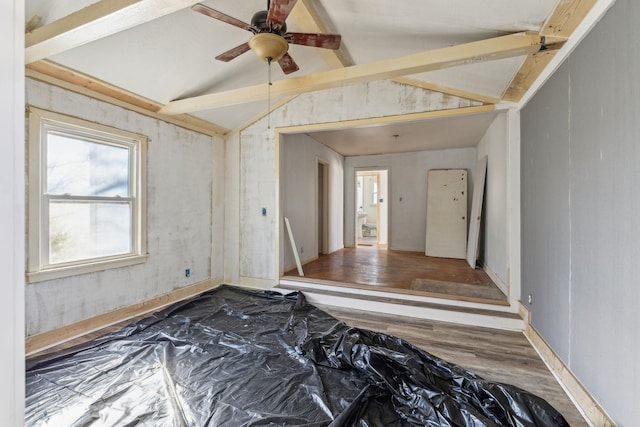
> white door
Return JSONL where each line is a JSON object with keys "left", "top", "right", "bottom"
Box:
{"left": 425, "top": 169, "right": 468, "bottom": 259}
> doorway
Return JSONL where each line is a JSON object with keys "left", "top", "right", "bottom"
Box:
{"left": 317, "top": 160, "right": 329, "bottom": 255}
{"left": 356, "top": 170, "right": 388, "bottom": 247}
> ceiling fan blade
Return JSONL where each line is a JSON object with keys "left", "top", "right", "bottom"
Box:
{"left": 286, "top": 32, "right": 342, "bottom": 50}
{"left": 267, "top": 0, "right": 298, "bottom": 29}
{"left": 192, "top": 3, "right": 252, "bottom": 32}
{"left": 278, "top": 53, "right": 299, "bottom": 74}
{"left": 215, "top": 42, "right": 251, "bottom": 62}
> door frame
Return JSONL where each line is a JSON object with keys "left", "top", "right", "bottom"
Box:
{"left": 316, "top": 159, "right": 329, "bottom": 255}
{"left": 354, "top": 167, "right": 389, "bottom": 247}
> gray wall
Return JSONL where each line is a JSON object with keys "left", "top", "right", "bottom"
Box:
{"left": 521, "top": 1, "right": 639, "bottom": 424}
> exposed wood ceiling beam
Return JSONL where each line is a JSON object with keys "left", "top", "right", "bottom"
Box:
{"left": 161, "top": 32, "right": 544, "bottom": 115}
{"left": 290, "top": 0, "right": 494, "bottom": 105}
{"left": 25, "top": 0, "right": 202, "bottom": 64}
{"left": 26, "top": 60, "right": 228, "bottom": 136}
{"left": 541, "top": 0, "right": 598, "bottom": 38}
{"left": 289, "top": 0, "right": 354, "bottom": 69}
{"left": 502, "top": 51, "right": 558, "bottom": 102}
{"left": 503, "top": 0, "right": 596, "bottom": 102}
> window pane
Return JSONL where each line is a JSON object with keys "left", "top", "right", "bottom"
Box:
{"left": 47, "top": 133, "right": 130, "bottom": 197}
{"left": 49, "top": 201, "right": 132, "bottom": 264}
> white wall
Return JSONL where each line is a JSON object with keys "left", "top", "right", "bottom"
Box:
{"left": 25, "top": 79, "right": 221, "bottom": 335}
{"left": 378, "top": 170, "right": 388, "bottom": 245}
{"left": 280, "top": 133, "right": 344, "bottom": 271}
{"left": 344, "top": 148, "right": 477, "bottom": 252}
{"left": 233, "top": 80, "right": 481, "bottom": 284}
{"left": 1, "top": 0, "right": 25, "bottom": 423}
{"left": 476, "top": 112, "right": 508, "bottom": 286}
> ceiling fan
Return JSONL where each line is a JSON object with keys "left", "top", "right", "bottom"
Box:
{"left": 192, "top": 0, "right": 342, "bottom": 74}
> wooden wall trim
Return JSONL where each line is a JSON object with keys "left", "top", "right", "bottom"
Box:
{"left": 275, "top": 104, "right": 498, "bottom": 135}
{"left": 26, "top": 280, "right": 217, "bottom": 355}
{"left": 26, "top": 61, "right": 228, "bottom": 136}
{"left": 392, "top": 76, "right": 500, "bottom": 105}
{"left": 522, "top": 307, "right": 615, "bottom": 426}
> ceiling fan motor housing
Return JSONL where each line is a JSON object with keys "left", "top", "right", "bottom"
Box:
{"left": 251, "top": 10, "right": 287, "bottom": 34}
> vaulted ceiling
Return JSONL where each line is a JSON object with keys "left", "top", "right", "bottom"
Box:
{"left": 24, "top": 0, "right": 599, "bottom": 152}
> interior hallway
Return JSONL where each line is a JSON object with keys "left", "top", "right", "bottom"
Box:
{"left": 284, "top": 246, "right": 507, "bottom": 305}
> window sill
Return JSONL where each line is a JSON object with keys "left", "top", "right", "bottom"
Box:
{"left": 27, "top": 254, "right": 148, "bottom": 284}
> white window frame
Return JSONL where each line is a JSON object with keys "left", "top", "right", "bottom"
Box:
{"left": 27, "top": 107, "right": 148, "bottom": 283}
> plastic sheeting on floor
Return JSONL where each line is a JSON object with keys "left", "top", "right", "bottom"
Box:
{"left": 26, "top": 285, "right": 569, "bottom": 426}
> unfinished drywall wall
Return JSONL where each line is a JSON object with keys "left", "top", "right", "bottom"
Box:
{"left": 280, "top": 134, "right": 344, "bottom": 272}
{"left": 224, "top": 132, "right": 241, "bottom": 285}
{"left": 233, "top": 80, "right": 481, "bottom": 283}
{"left": 25, "top": 79, "right": 221, "bottom": 335}
{"left": 476, "top": 112, "right": 508, "bottom": 287}
{"left": 1, "top": 0, "right": 25, "bottom": 422}
{"left": 211, "top": 133, "right": 225, "bottom": 285}
{"left": 345, "top": 148, "right": 477, "bottom": 252}
{"left": 521, "top": 1, "right": 639, "bottom": 423}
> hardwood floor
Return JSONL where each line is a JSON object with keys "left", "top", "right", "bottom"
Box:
{"left": 284, "top": 246, "right": 508, "bottom": 304}
{"left": 323, "top": 306, "right": 587, "bottom": 426}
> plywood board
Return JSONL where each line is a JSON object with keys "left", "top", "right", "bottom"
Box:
{"left": 467, "top": 156, "right": 488, "bottom": 268}
{"left": 284, "top": 217, "right": 304, "bottom": 276}
{"left": 426, "top": 169, "right": 468, "bottom": 259}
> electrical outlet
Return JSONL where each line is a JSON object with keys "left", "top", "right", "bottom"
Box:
{"left": 185, "top": 269, "right": 191, "bottom": 278}
{"left": 527, "top": 294, "right": 532, "bottom": 304}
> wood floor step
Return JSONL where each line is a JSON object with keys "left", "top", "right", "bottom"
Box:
{"left": 275, "top": 282, "right": 525, "bottom": 331}
{"left": 278, "top": 278, "right": 513, "bottom": 312}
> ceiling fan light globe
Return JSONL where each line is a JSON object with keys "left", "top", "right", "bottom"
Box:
{"left": 249, "top": 33, "right": 289, "bottom": 63}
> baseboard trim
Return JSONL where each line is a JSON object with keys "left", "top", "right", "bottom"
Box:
{"left": 522, "top": 310, "right": 615, "bottom": 426}
{"left": 283, "top": 255, "right": 320, "bottom": 274}
{"left": 517, "top": 301, "right": 531, "bottom": 324}
{"left": 26, "top": 279, "right": 217, "bottom": 355}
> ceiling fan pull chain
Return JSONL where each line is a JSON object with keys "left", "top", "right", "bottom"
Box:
{"left": 267, "top": 57, "right": 272, "bottom": 129}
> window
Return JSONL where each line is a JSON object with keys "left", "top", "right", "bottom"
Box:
{"left": 27, "top": 108, "right": 147, "bottom": 282}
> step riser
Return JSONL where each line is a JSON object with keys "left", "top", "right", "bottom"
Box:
{"left": 279, "top": 279, "right": 515, "bottom": 313}
{"left": 282, "top": 290, "right": 525, "bottom": 331}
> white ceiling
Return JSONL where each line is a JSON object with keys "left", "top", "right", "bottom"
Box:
{"left": 25, "top": 0, "right": 561, "bottom": 152}
{"left": 307, "top": 110, "right": 501, "bottom": 156}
